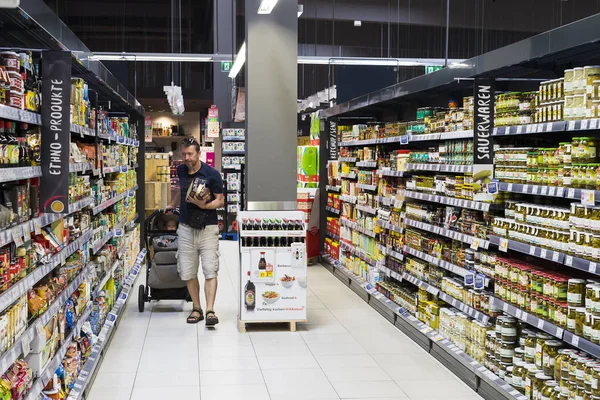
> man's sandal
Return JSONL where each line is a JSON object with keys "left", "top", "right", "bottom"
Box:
{"left": 187, "top": 308, "right": 204, "bottom": 324}
{"left": 205, "top": 310, "right": 219, "bottom": 326}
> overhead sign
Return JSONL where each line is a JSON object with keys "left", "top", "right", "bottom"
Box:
{"left": 425, "top": 66, "right": 443, "bottom": 74}
{"left": 41, "top": 51, "right": 71, "bottom": 214}
{"left": 221, "top": 62, "right": 232, "bottom": 73}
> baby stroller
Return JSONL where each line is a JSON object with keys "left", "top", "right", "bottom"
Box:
{"left": 138, "top": 209, "right": 190, "bottom": 312}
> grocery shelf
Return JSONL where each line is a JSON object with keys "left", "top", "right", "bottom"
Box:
{"left": 562, "top": 331, "right": 600, "bottom": 359}
{"left": 379, "top": 244, "right": 404, "bottom": 261}
{"left": 326, "top": 231, "right": 340, "bottom": 241}
{"left": 376, "top": 219, "right": 404, "bottom": 234}
{"left": 321, "top": 254, "right": 527, "bottom": 400}
{"left": 340, "top": 194, "right": 357, "bottom": 204}
{"left": 407, "top": 163, "right": 473, "bottom": 173}
{"left": 93, "top": 259, "right": 122, "bottom": 297}
{"left": 339, "top": 241, "right": 378, "bottom": 266}
{"left": 70, "top": 124, "right": 95, "bottom": 138}
{"left": 403, "top": 245, "right": 469, "bottom": 277}
{"left": 326, "top": 185, "right": 341, "bottom": 192}
{"left": 489, "top": 296, "right": 564, "bottom": 341}
{"left": 437, "top": 292, "right": 492, "bottom": 324}
{"left": 355, "top": 204, "right": 377, "bottom": 215}
{"left": 0, "top": 213, "right": 67, "bottom": 249}
{"left": 408, "top": 133, "right": 441, "bottom": 142}
{"left": 492, "top": 121, "right": 567, "bottom": 136}
{"left": 0, "top": 166, "right": 42, "bottom": 183}
{"left": 356, "top": 183, "right": 377, "bottom": 191}
{"left": 325, "top": 206, "right": 340, "bottom": 215}
{"left": 405, "top": 218, "right": 489, "bottom": 249}
{"left": 339, "top": 157, "right": 357, "bottom": 162}
{"left": 438, "top": 130, "right": 474, "bottom": 140}
{"left": 340, "top": 217, "right": 377, "bottom": 238}
{"left": 356, "top": 161, "right": 377, "bottom": 168}
{"left": 404, "top": 190, "right": 491, "bottom": 212}
{"left": 564, "top": 188, "right": 600, "bottom": 201}
{"left": 239, "top": 230, "right": 306, "bottom": 238}
{"left": 222, "top": 136, "right": 246, "bottom": 141}
{"left": 67, "top": 250, "right": 146, "bottom": 400}
{"left": 0, "top": 229, "right": 93, "bottom": 314}
{"left": 377, "top": 169, "right": 406, "bottom": 177}
{"left": 69, "top": 196, "right": 94, "bottom": 214}
{"left": 0, "top": 263, "right": 90, "bottom": 377}
{"left": 222, "top": 150, "right": 246, "bottom": 155}
{"left": 222, "top": 164, "right": 242, "bottom": 170}
{"left": 92, "top": 185, "right": 138, "bottom": 215}
{"left": 376, "top": 196, "right": 393, "bottom": 206}
{"left": 567, "top": 119, "right": 600, "bottom": 131}
{"left": 497, "top": 182, "right": 567, "bottom": 198}
{"left": 69, "top": 162, "right": 94, "bottom": 173}
{"left": 339, "top": 138, "right": 379, "bottom": 147}
{"left": 488, "top": 235, "right": 565, "bottom": 264}
{"left": 0, "top": 104, "right": 42, "bottom": 125}
{"left": 340, "top": 172, "right": 357, "bottom": 179}
{"left": 92, "top": 230, "right": 114, "bottom": 254}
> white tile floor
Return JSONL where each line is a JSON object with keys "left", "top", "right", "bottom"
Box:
{"left": 88, "top": 241, "right": 484, "bottom": 400}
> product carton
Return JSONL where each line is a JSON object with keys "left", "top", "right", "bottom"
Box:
{"left": 145, "top": 182, "right": 170, "bottom": 210}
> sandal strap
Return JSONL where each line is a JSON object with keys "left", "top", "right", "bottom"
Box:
{"left": 206, "top": 310, "right": 216, "bottom": 315}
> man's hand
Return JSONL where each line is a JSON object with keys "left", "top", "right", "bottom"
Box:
{"left": 186, "top": 194, "right": 210, "bottom": 209}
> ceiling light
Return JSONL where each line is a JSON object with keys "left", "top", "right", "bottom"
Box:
{"left": 228, "top": 42, "right": 246, "bottom": 79}
{"left": 298, "top": 4, "right": 304, "bottom": 17}
{"left": 89, "top": 53, "right": 213, "bottom": 62}
{"left": 448, "top": 62, "right": 470, "bottom": 69}
{"left": 354, "top": 20, "right": 362, "bottom": 27}
{"left": 258, "top": 0, "right": 278, "bottom": 14}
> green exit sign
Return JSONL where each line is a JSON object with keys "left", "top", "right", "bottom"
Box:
{"left": 425, "top": 65, "right": 443, "bottom": 74}
{"left": 221, "top": 61, "right": 232, "bottom": 72}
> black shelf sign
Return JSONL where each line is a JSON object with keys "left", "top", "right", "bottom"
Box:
{"left": 328, "top": 118, "right": 338, "bottom": 160}
{"left": 473, "top": 79, "right": 495, "bottom": 188}
{"left": 41, "top": 51, "right": 71, "bottom": 214}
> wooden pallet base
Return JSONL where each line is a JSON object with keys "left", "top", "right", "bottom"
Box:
{"left": 238, "top": 319, "right": 307, "bottom": 333}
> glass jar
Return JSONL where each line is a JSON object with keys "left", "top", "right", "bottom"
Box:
{"left": 591, "top": 366, "right": 600, "bottom": 396}
{"left": 513, "top": 361, "right": 527, "bottom": 391}
{"left": 569, "top": 279, "right": 587, "bottom": 306}
{"left": 525, "top": 332, "right": 537, "bottom": 364}
{"left": 499, "top": 341, "right": 517, "bottom": 363}
{"left": 536, "top": 333, "right": 553, "bottom": 369}
{"left": 543, "top": 340, "right": 563, "bottom": 377}
{"left": 585, "top": 361, "right": 599, "bottom": 392}
{"left": 501, "top": 316, "right": 518, "bottom": 342}
{"left": 577, "top": 307, "right": 587, "bottom": 336}
{"left": 542, "top": 380, "right": 559, "bottom": 400}
{"left": 526, "top": 365, "right": 542, "bottom": 399}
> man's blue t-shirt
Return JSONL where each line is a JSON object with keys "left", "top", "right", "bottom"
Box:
{"left": 177, "top": 162, "right": 224, "bottom": 226}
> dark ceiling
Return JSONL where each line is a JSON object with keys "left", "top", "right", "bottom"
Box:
{"left": 42, "top": 0, "right": 600, "bottom": 107}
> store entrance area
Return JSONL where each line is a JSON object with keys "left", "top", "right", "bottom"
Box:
{"left": 86, "top": 241, "right": 482, "bottom": 400}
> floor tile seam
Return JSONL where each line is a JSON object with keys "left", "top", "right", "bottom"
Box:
{"left": 250, "top": 330, "right": 274, "bottom": 400}
{"left": 299, "top": 328, "right": 341, "bottom": 399}
{"left": 129, "top": 301, "right": 153, "bottom": 400}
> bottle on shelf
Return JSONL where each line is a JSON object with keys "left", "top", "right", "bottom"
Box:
{"left": 244, "top": 271, "right": 255, "bottom": 311}
{"left": 258, "top": 252, "right": 267, "bottom": 271}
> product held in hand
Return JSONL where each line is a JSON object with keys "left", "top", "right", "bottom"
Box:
{"left": 186, "top": 178, "right": 210, "bottom": 201}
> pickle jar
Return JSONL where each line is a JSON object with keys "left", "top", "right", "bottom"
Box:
{"left": 543, "top": 340, "right": 563, "bottom": 377}
{"left": 569, "top": 279, "right": 587, "bottom": 306}
{"left": 592, "top": 366, "right": 600, "bottom": 396}
{"left": 500, "top": 341, "right": 517, "bottom": 363}
{"left": 578, "top": 357, "right": 593, "bottom": 387}
{"left": 513, "top": 361, "right": 527, "bottom": 392}
{"left": 526, "top": 365, "right": 542, "bottom": 399}
{"left": 542, "top": 380, "right": 559, "bottom": 400}
{"left": 535, "top": 373, "right": 554, "bottom": 400}
{"left": 576, "top": 307, "right": 587, "bottom": 336}
{"left": 585, "top": 361, "right": 599, "bottom": 392}
{"left": 502, "top": 316, "right": 518, "bottom": 342}
{"left": 536, "top": 333, "right": 553, "bottom": 369}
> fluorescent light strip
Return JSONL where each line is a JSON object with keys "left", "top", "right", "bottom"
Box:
{"left": 88, "top": 54, "right": 213, "bottom": 62}
{"left": 228, "top": 42, "right": 246, "bottom": 78}
{"left": 258, "top": 0, "right": 278, "bottom": 14}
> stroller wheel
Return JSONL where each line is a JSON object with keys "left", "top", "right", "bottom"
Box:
{"left": 138, "top": 285, "right": 145, "bottom": 312}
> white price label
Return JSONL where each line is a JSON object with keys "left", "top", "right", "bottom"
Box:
{"left": 503, "top": 303, "right": 509, "bottom": 312}
{"left": 33, "top": 218, "right": 42, "bottom": 235}
{"left": 537, "top": 319, "right": 545, "bottom": 329}
{"left": 22, "top": 335, "right": 31, "bottom": 357}
{"left": 526, "top": 125, "right": 533, "bottom": 133}
{"left": 568, "top": 120, "right": 576, "bottom": 130}
{"left": 550, "top": 187, "right": 557, "bottom": 196}
{"left": 552, "top": 252, "right": 560, "bottom": 262}
{"left": 546, "top": 122, "right": 553, "bottom": 131}
{"left": 523, "top": 185, "right": 530, "bottom": 193}
{"left": 507, "top": 183, "right": 513, "bottom": 192}
{"left": 541, "top": 186, "right": 548, "bottom": 196}
{"left": 522, "top": 313, "right": 528, "bottom": 323}
{"left": 582, "top": 190, "right": 596, "bottom": 206}
{"left": 566, "top": 255, "right": 574, "bottom": 266}
{"left": 516, "top": 309, "right": 522, "bottom": 319}
{"left": 540, "top": 249, "right": 548, "bottom": 259}
{"left": 572, "top": 335, "right": 580, "bottom": 347}
{"left": 470, "top": 238, "right": 480, "bottom": 250}
{"left": 556, "top": 328, "right": 564, "bottom": 338}
{"left": 582, "top": 120, "right": 590, "bottom": 130}
{"left": 12, "top": 227, "right": 23, "bottom": 247}
{"left": 516, "top": 126, "right": 523, "bottom": 134}
{"left": 529, "top": 246, "right": 536, "bottom": 256}
{"left": 590, "top": 262, "right": 598, "bottom": 274}
{"left": 568, "top": 188, "right": 576, "bottom": 198}
{"left": 499, "top": 238, "right": 509, "bottom": 252}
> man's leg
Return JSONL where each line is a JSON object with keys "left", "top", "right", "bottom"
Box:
{"left": 200, "top": 225, "right": 220, "bottom": 325}
{"left": 177, "top": 224, "right": 203, "bottom": 322}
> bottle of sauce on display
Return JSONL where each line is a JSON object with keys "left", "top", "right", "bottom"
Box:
{"left": 244, "top": 271, "right": 255, "bottom": 311}
{"left": 18, "top": 123, "right": 31, "bottom": 167}
{"left": 7, "top": 122, "right": 18, "bottom": 167}
{"left": 0, "top": 120, "right": 7, "bottom": 166}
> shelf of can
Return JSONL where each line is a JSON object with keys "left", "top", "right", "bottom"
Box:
{"left": 69, "top": 196, "right": 95, "bottom": 214}
{"left": 326, "top": 231, "right": 340, "bottom": 241}
{"left": 489, "top": 296, "right": 564, "bottom": 340}
{"left": 400, "top": 270, "right": 441, "bottom": 296}
{"left": 0, "top": 263, "right": 90, "bottom": 377}
{"left": 325, "top": 206, "right": 340, "bottom": 215}
{"left": 92, "top": 185, "right": 137, "bottom": 215}
{"left": 340, "top": 217, "right": 377, "bottom": 238}
{"left": 488, "top": 235, "right": 565, "bottom": 264}
{"left": 356, "top": 183, "right": 377, "bottom": 191}
{"left": 0, "top": 213, "right": 62, "bottom": 249}
{"left": 376, "top": 169, "right": 406, "bottom": 177}
{"left": 0, "top": 229, "right": 93, "bottom": 314}
{"left": 339, "top": 138, "right": 379, "bottom": 147}
{"left": 70, "top": 124, "right": 95, "bottom": 138}
{"left": 376, "top": 219, "right": 404, "bottom": 234}
{"left": 403, "top": 190, "right": 491, "bottom": 212}
{"left": 0, "top": 104, "right": 42, "bottom": 125}
{"left": 405, "top": 218, "right": 489, "bottom": 249}
{"left": 497, "top": 182, "right": 567, "bottom": 198}
{"left": 437, "top": 292, "right": 492, "bottom": 324}
{"left": 222, "top": 136, "right": 246, "bottom": 141}
{"left": 339, "top": 157, "right": 357, "bottom": 162}
{"left": 102, "top": 164, "right": 129, "bottom": 174}
{"left": 564, "top": 187, "right": 600, "bottom": 202}
{"left": 0, "top": 166, "right": 42, "bottom": 183}
{"left": 339, "top": 241, "right": 378, "bottom": 266}
{"left": 340, "top": 172, "right": 357, "bottom": 179}
{"left": 407, "top": 163, "right": 473, "bottom": 173}
{"left": 355, "top": 204, "right": 377, "bottom": 215}
{"left": 403, "top": 245, "right": 469, "bottom": 278}
{"left": 356, "top": 161, "right": 377, "bottom": 168}
{"left": 326, "top": 185, "right": 341, "bottom": 193}
{"left": 321, "top": 254, "right": 527, "bottom": 400}
{"left": 222, "top": 150, "right": 246, "bottom": 155}
{"left": 492, "top": 121, "right": 567, "bottom": 136}
{"left": 340, "top": 194, "right": 357, "bottom": 204}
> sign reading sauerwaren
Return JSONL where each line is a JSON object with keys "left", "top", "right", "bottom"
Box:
{"left": 41, "top": 51, "right": 71, "bottom": 214}
{"left": 472, "top": 79, "right": 496, "bottom": 202}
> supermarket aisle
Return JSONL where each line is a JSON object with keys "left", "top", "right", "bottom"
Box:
{"left": 87, "top": 241, "right": 483, "bottom": 400}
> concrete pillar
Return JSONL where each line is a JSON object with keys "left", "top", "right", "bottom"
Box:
{"left": 245, "top": 0, "right": 298, "bottom": 211}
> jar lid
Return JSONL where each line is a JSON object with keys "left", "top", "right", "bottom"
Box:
{"left": 535, "top": 373, "right": 553, "bottom": 380}
{"left": 569, "top": 278, "right": 586, "bottom": 283}
{"left": 536, "top": 332, "right": 553, "bottom": 339}
{"left": 544, "top": 340, "right": 563, "bottom": 347}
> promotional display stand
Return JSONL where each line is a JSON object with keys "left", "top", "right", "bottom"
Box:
{"left": 238, "top": 211, "right": 308, "bottom": 332}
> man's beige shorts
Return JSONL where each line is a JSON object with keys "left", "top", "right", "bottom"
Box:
{"left": 176, "top": 224, "right": 220, "bottom": 281}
